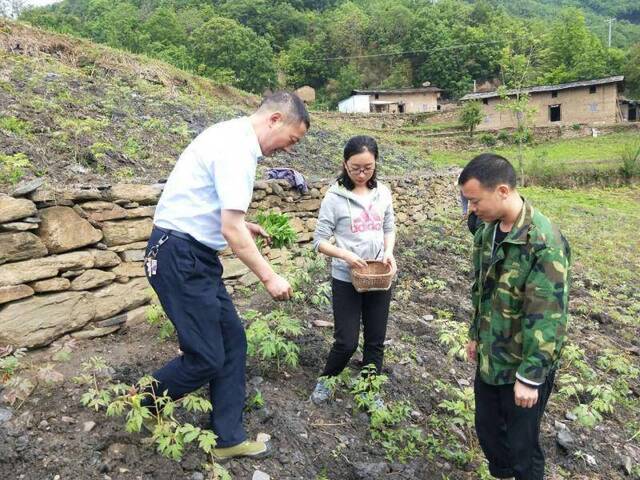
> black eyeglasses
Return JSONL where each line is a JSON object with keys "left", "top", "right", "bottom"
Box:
{"left": 347, "top": 165, "right": 375, "bottom": 174}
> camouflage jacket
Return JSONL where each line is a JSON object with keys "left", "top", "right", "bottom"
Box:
{"left": 469, "top": 199, "right": 571, "bottom": 386}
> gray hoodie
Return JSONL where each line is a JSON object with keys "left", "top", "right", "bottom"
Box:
{"left": 313, "top": 182, "right": 395, "bottom": 282}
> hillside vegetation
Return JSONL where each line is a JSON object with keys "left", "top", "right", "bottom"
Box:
{"left": 16, "top": 0, "right": 640, "bottom": 105}
{"left": 0, "top": 15, "right": 639, "bottom": 480}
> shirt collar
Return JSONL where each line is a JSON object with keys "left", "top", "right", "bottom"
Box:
{"left": 243, "top": 116, "right": 263, "bottom": 161}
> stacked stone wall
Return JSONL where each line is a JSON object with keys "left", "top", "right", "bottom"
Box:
{"left": 0, "top": 172, "right": 453, "bottom": 349}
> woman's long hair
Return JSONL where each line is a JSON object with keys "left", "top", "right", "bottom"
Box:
{"left": 337, "top": 135, "right": 378, "bottom": 190}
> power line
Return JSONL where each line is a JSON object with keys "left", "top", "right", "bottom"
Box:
{"left": 315, "top": 40, "right": 505, "bottom": 62}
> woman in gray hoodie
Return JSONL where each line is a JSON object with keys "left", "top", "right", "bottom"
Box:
{"left": 310, "top": 135, "right": 396, "bottom": 404}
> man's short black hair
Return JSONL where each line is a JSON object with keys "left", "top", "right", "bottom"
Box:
{"left": 458, "top": 153, "right": 517, "bottom": 189}
{"left": 259, "top": 91, "right": 310, "bottom": 129}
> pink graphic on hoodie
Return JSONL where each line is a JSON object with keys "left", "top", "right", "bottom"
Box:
{"left": 351, "top": 203, "right": 382, "bottom": 233}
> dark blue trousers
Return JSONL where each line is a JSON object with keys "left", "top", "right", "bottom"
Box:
{"left": 145, "top": 227, "right": 247, "bottom": 447}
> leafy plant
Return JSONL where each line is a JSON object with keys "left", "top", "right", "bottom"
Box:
{"left": 0, "top": 347, "right": 26, "bottom": 383}
{"left": 245, "top": 309, "right": 302, "bottom": 371}
{"left": 255, "top": 211, "right": 297, "bottom": 249}
{"left": 479, "top": 133, "right": 497, "bottom": 146}
{"left": 146, "top": 303, "right": 175, "bottom": 340}
{"left": 76, "top": 357, "right": 230, "bottom": 479}
{"left": 0, "top": 116, "right": 31, "bottom": 136}
{"left": 245, "top": 390, "right": 265, "bottom": 411}
{"left": 0, "top": 152, "right": 31, "bottom": 184}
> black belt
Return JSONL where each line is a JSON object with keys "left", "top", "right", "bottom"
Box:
{"left": 153, "top": 226, "right": 194, "bottom": 242}
{"left": 152, "top": 226, "right": 218, "bottom": 255}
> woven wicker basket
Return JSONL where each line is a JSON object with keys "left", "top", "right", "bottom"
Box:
{"left": 351, "top": 260, "right": 394, "bottom": 293}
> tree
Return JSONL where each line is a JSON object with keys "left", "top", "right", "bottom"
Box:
{"left": 190, "top": 16, "right": 276, "bottom": 93}
{"left": 459, "top": 101, "right": 483, "bottom": 137}
{"left": 624, "top": 43, "right": 640, "bottom": 98}
{"left": 537, "top": 8, "right": 610, "bottom": 84}
{"left": 496, "top": 47, "right": 538, "bottom": 184}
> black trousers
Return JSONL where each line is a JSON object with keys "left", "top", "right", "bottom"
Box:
{"left": 474, "top": 370, "right": 556, "bottom": 480}
{"left": 321, "top": 278, "right": 392, "bottom": 377}
{"left": 144, "top": 227, "right": 247, "bottom": 447}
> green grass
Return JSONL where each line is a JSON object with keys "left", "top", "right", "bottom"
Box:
{"left": 425, "top": 131, "right": 640, "bottom": 169}
{"left": 521, "top": 186, "right": 640, "bottom": 287}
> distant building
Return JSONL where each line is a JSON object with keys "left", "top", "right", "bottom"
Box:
{"left": 460, "top": 76, "right": 632, "bottom": 130}
{"left": 294, "top": 85, "right": 316, "bottom": 104}
{"left": 338, "top": 86, "right": 443, "bottom": 114}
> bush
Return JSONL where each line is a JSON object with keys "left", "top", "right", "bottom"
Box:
{"left": 496, "top": 131, "right": 511, "bottom": 143}
{"left": 479, "top": 133, "right": 497, "bottom": 146}
{"left": 619, "top": 144, "right": 640, "bottom": 181}
{"left": 571, "top": 123, "right": 582, "bottom": 131}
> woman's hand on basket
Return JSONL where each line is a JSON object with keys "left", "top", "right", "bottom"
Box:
{"left": 341, "top": 250, "right": 368, "bottom": 269}
{"left": 382, "top": 252, "right": 397, "bottom": 276}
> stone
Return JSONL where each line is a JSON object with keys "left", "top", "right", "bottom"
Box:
{"left": 61, "top": 269, "right": 85, "bottom": 278}
{"left": 30, "top": 277, "right": 71, "bottom": 293}
{"left": 252, "top": 190, "right": 267, "bottom": 201}
{"left": 111, "top": 262, "right": 145, "bottom": 279}
{"left": 101, "top": 218, "right": 153, "bottom": 246}
{"left": 70, "top": 269, "right": 116, "bottom": 290}
{"left": 0, "top": 284, "right": 34, "bottom": 304}
{"left": 0, "top": 291, "right": 95, "bottom": 348}
{"left": 108, "top": 241, "right": 148, "bottom": 253}
{"left": 297, "top": 199, "right": 321, "bottom": 211}
{"left": 107, "top": 184, "right": 162, "bottom": 205}
{"left": 123, "top": 306, "right": 148, "bottom": 327}
{"left": 312, "top": 319, "right": 333, "bottom": 328}
{"left": 11, "top": 178, "right": 44, "bottom": 197}
{"left": 0, "top": 232, "right": 48, "bottom": 264}
{"left": 37, "top": 206, "right": 103, "bottom": 253}
{"left": 119, "top": 249, "right": 145, "bottom": 262}
{"left": 83, "top": 421, "right": 96, "bottom": 432}
{"left": 87, "top": 205, "right": 129, "bottom": 222}
{"left": 70, "top": 325, "right": 120, "bottom": 339}
{"left": 61, "top": 416, "right": 75, "bottom": 424}
{"left": 0, "top": 407, "right": 13, "bottom": 423}
{"left": 305, "top": 218, "right": 318, "bottom": 231}
{"left": 252, "top": 471, "right": 270, "bottom": 480}
{"left": 95, "top": 313, "right": 127, "bottom": 328}
{"left": 79, "top": 201, "right": 119, "bottom": 211}
{"left": 89, "top": 249, "right": 121, "bottom": 268}
{"left": 0, "top": 221, "right": 38, "bottom": 232}
{"left": 254, "top": 181, "right": 268, "bottom": 190}
{"left": 396, "top": 212, "right": 408, "bottom": 223}
{"left": 90, "top": 277, "right": 152, "bottom": 321}
{"left": 556, "top": 428, "right": 575, "bottom": 451}
{"left": 0, "top": 250, "right": 101, "bottom": 286}
{"left": 289, "top": 216, "right": 305, "bottom": 233}
{"left": 221, "top": 257, "right": 250, "bottom": 279}
{"left": 270, "top": 182, "right": 284, "bottom": 196}
{"left": 125, "top": 206, "right": 155, "bottom": 218}
{"left": 0, "top": 194, "right": 37, "bottom": 223}
{"left": 0, "top": 260, "right": 58, "bottom": 287}
{"left": 622, "top": 455, "right": 633, "bottom": 476}
{"left": 62, "top": 189, "right": 102, "bottom": 202}
{"left": 353, "top": 461, "right": 390, "bottom": 480}
{"left": 239, "top": 271, "right": 260, "bottom": 287}
{"left": 255, "top": 432, "right": 271, "bottom": 442}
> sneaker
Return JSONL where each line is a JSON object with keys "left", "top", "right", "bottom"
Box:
{"left": 212, "top": 440, "right": 271, "bottom": 461}
{"left": 310, "top": 379, "right": 331, "bottom": 405}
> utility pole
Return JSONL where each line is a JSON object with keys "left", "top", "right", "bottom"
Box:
{"left": 607, "top": 18, "right": 615, "bottom": 48}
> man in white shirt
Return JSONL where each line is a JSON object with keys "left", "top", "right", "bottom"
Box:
{"left": 144, "top": 92, "right": 309, "bottom": 460}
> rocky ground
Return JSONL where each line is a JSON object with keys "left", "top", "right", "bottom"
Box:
{"left": 1, "top": 198, "right": 639, "bottom": 480}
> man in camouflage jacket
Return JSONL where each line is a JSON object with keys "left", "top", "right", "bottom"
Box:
{"left": 459, "top": 153, "right": 571, "bottom": 480}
